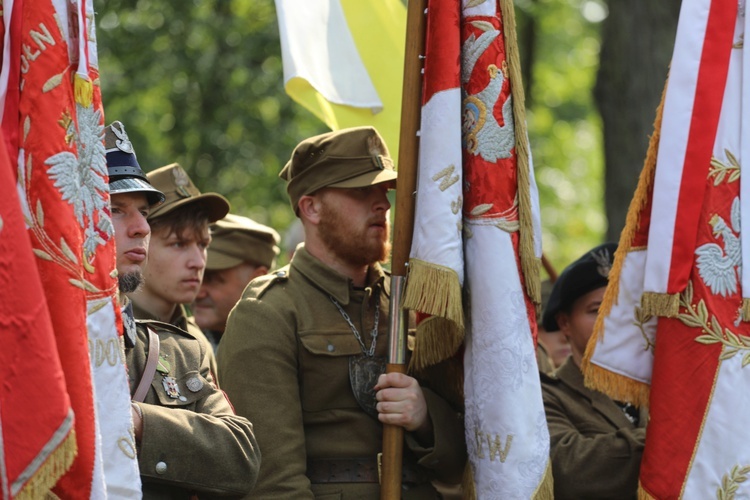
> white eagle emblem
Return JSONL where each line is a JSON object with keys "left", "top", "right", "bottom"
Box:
{"left": 461, "top": 28, "right": 515, "bottom": 163}
{"left": 695, "top": 197, "right": 741, "bottom": 297}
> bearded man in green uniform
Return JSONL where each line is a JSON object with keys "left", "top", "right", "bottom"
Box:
{"left": 128, "top": 162, "right": 230, "bottom": 380}
{"left": 218, "top": 127, "right": 466, "bottom": 499}
{"left": 541, "top": 243, "right": 647, "bottom": 499}
{"left": 107, "top": 121, "right": 260, "bottom": 497}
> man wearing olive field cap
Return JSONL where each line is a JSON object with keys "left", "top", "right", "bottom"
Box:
{"left": 218, "top": 126, "right": 466, "bottom": 499}
{"left": 194, "top": 214, "right": 280, "bottom": 347}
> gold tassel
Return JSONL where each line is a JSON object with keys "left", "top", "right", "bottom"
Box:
{"left": 17, "top": 429, "right": 77, "bottom": 500}
{"left": 74, "top": 74, "right": 93, "bottom": 108}
{"left": 409, "top": 316, "right": 464, "bottom": 371}
{"left": 461, "top": 464, "right": 476, "bottom": 500}
{"left": 583, "top": 360, "right": 651, "bottom": 408}
{"left": 403, "top": 259, "right": 464, "bottom": 326}
{"left": 531, "top": 461, "right": 555, "bottom": 500}
{"left": 640, "top": 291, "right": 680, "bottom": 318}
{"left": 499, "top": 0, "right": 540, "bottom": 305}
{"left": 637, "top": 482, "right": 655, "bottom": 500}
{"left": 582, "top": 77, "right": 669, "bottom": 390}
{"left": 741, "top": 298, "right": 750, "bottom": 322}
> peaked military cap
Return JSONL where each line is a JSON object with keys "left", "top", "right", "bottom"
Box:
{"left": 105, "top": 121, "right": 165, "bottom": 206}
{"left": 146, "top": 163, "right": 230, "bottom": 223}
{"left": 207, "top": 214, "right": 281, "bottom": 270}
{"left": 542, "top": 242, "right": 617, "bottom": 332}
{"left": 279, "top": 126, "right": 397, "bottom": 213}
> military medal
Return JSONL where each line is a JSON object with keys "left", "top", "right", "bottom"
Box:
{"left": 330, "top": 289, "right": 384, "bottom": 419}
{"left": 156, "top": 355, "right": 171, "bottom": 374}
{"left": 186, "top": 376, "right": 204, "bottom": 393}
{"left": 162, "top": 376, "right": 183, "bottom": 400}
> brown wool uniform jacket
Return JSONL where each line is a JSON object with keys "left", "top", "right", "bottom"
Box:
{"left": 132, "top": 302, "right": 219, "bottom": 384}
{"left": 542, "top": 358, "right": 647, "bottom": 500}
{"left": 217, "top": 246, "right": 467, "bottom": 499}
{"left": 128, "top": 319, "right": 260, "bottom": 498}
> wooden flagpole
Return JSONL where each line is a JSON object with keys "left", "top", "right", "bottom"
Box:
{"left": 381, "top": 0, "right": 428, "bottom": 497}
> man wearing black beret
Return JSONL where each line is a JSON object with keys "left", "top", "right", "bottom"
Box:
{"left": 541, "top": 243, "right": 647, "bottom": 499}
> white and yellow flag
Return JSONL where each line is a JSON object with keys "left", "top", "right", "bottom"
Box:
{"left": 274, "top": 0, "right": 406, "bottom": 157}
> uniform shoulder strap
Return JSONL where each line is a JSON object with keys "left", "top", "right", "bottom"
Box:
{"left": 132, "top": 327, "right": 160, "bottom": 402}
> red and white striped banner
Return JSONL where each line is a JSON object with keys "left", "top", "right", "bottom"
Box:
{"left": 0, "top": 0, "right": 140, "bottom": 497}
{"left": 584, "top": 1, "right": 750, "bottom": 497}
{"left": 404, "top": 0, "right": 549, "bottom": 496}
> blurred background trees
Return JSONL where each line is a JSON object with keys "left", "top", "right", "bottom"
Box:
{"left": 97, "top": 0, "right": 680, "bottom": 272}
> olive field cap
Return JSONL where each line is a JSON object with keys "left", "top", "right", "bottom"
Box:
{"left": 542, "top": 242, "right": 617, "bottom": 332}
{"left": 279, "top": 126, "right": 398, "bottom": 212}
{"left": 207, "top": 214, "right": 281, "bottom": 270}
{"left": 146, "top": 163, "right": 230, "bottom": 222}
{"left": 104, "top": 121, "right": 165, "bottom": 206}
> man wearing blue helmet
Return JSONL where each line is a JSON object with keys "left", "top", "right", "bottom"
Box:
{"left": 106, "top": 121, "right": 259, "bottom": 497}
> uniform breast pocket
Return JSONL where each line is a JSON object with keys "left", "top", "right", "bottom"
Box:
{"left": 150, "top": 370, "right": 211, "bottom": 409}
{"left": 298, "top": 331, "right": 364, "bottom": 413}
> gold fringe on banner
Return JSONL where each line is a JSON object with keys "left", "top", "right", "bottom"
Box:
{"left": 640, "top": 291, "right": 680, "bottom": 318}
{"left": 462, "top": 464, "right": 476, "bottom": 500}
{"left": 638, "top": 482, "right": 656, "bottom": 500}
{"left": 584, "top": 360, "right": 651, "bottom": 408}
{"left": 582, "top": 78, "right": 668, "bottom": 399}
{"left": 499, "top": 0, "right": 540, "bottom": 305}
{"left": 403, "top": 259, "right": 464, "bottom": 326}
{"left": 18, "top": 429, "right": 77, "bottom": 500}
{"left": 403, "top": 259, "right": 465, "bottom": 367}
{"left": 408, "top": 316, "right": 464, "bottom": 372}
{"left": 740, "top": 298, "right": 750, "bottom": 322}
{"left": 531, "top": 461, "right": 555, "bottom": 500}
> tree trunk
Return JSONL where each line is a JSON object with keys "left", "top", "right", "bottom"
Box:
{"left": 595, "top": 0, "right": 681, "bottom": 242}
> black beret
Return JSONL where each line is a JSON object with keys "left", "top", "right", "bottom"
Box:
{"left": 542, "top": 242, "right": 617, "bottom": 331}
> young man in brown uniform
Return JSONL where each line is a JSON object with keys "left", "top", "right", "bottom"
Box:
{"left": 128, "top": 162, "right": 229, "bottom": 379}
{"left": 541, "top": 243, "right": 646, "bottom": 499}
{"left": 218, "top": 127, "right": 466, "bottom": 499}
{"left": 106, "top": 121, "right": 260, "bottom": 497}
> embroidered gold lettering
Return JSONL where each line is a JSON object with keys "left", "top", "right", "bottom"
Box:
{"left": 432, "top": 165, "right": 459, "bottom": 192}
{"left": 30, "top": 23, "right": 56, "bottom": 50}
{"left": 21, "top": 23, "right": 57, "bottom": 74}
{"left": 474, "top": 429, "right": 486, "bottom": 459}
{"left": 486, "top": 433, "right": 513, "bottom": 462}
{"left": 473, "top": 428, "right": 513, "bottom": 462}
{"left": 451, "top": 195, "right": 462, "bottom": 215}
{"left": 94, "top": 338, "right": 120, "bottom": 367}
{"left": 118, "top": 436, "right": 137, "bottom": 459}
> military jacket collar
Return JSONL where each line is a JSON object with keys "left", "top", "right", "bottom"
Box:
{"left": 291, "top": 245, "right": 389, "bottom": 305}
{"left": 555, "top": 357, "right": 638, "bottom": 429}
{"left": 131, "top": 301, "right": 190, "bottom": 330}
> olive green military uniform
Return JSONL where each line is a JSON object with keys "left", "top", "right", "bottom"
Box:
{"left": 132, "top": 302, "right": 219, "bottom": 383}
{"left": 128, "top": 317, "right": 260, "bottom": 498}
{"left": 536, "top": 342, "right": 554, "bottom": 375}
{"left": 542, "top": 357, "right": 646, "bottom": 499}
{"left": 218, "top": 246, "right": 466, "bottom": 499}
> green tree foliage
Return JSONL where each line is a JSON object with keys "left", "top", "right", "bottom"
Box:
{"left": 97, "top": 0, "right": 326, "bottom": 253}
{"left": 518, "top": 0, "right": 608, "bottom": 273}
{"left": 98, "top": 0, "right": 666, "bottom": 273}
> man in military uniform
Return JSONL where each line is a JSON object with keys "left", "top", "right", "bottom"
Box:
{"left": 218, "top": 127, "right": 466, "bottom": 499}
{"left": 536, "top": 278, "right": 571, "bottom": 373}
{"left": 541, "top": 243, "right": 646, "bottom": 499}
{"left": 128, "top": 162, "right": 230, "bottom": 379}
{"left": 193, "top": 213, "right": 280, "bottom": 348}
{"left": 106, "top": 121, "right": 260, "bottom": 497}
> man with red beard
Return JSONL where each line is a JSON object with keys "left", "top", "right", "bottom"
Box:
{"left": 218, "top": 127, "right": 466, "bottom": 499}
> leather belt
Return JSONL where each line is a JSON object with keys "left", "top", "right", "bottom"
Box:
{"left": 307, "top": 458, "right": 428, "bottom": 484}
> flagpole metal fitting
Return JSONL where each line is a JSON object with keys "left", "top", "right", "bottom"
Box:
{"left": 387, "top": 274, "right": 408, "bottom": 365}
